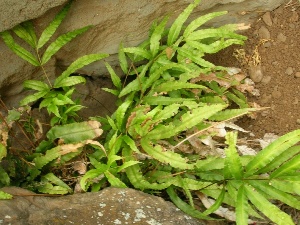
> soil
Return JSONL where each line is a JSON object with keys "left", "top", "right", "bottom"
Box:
{"left": 207, "top": 0, "right": 300, "bottom": 139}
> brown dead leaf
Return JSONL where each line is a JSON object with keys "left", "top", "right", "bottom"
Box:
{"left": 73, "top": 161, "right": 87, "bottom": 175}
{"left": 35, "top": 119, "right": 44, "bottom": 140}
{"left": 59, "top": 143, "right": 84, "bottom": 155}
{"left": 87, "top": 120, "right": 103, "bottom": 137}
{"left": 165, "top": 47, "right": 173, "bottom": 60}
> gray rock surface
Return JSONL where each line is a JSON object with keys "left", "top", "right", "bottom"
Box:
{"left": 0, "top": 0, "right": 285, "bottom": 110}
{"left": 0, "top": 0, "right": 68, "bottom": 32}
{"left": 0, "top": 187, "right": 205, "bottom": 225}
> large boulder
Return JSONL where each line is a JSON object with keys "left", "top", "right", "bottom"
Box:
{"left": 0, "top": 187, "right": 205, "bottom": 225}
{"left": 0, "top": 0, "right": 285, "bottom": 110}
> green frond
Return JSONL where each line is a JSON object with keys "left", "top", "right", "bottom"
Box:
{"left": 167, "top": 0, "right": 201, "bottom": 45}
{"left": 150, "top": 16, "right": 169, "bottom": 56}
{"left": 245, "top": 184, "right": 295, "bottom": 225}
{"left": 245, "top": 129, "right": 300, "bottom": 176}
{"left": 37, "top": 0, "right": 72, "bottom": 49}
{"left": 13, "top": 21, "right": 37, "bottom": 48}
{"left": 0, "top": 31, "right": 40, "bottom": 66}
{"left": 41, "top": 26, "right": 91, "bottom": 65}
{"left": 54, "top": 53, "right": 108, "bottom": 87}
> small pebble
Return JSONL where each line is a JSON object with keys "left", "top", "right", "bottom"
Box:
{"left": 295, "top": 72, "right": 300, "bottom": 78}
{"left": 263, "top": 41, "right": 272, "bottom": 48}
{"left": 261, "top": 75, "right": 271, "bottom": 84}
{"left": 297, "top": 119, "right": 300, "bottom": 125}
{"left": 258, "top": 25, "right": 270, "bottom": 39}
{"left": 285, "top": 67, "right": 293, "bottom": 75}
{"left": 249, "top": 65, "right": 264, "bottom": 83}
{"left": 292, "top": 98, "right": 298, "bottom": 105}
{"left": 289, "top": 23, "right": 296, "bottom": 29}
{"left": 272, "top": 90, "right": 282, "bottom": 99}
{"left": 262, "top": 12, "right": 273, "bottom": 26}
{"left": 277, "top": 33, "right": 286, "bottom": 42}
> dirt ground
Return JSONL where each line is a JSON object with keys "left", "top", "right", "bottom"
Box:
{"left": 207, "top": 0, "right": 300, "bottom": 139}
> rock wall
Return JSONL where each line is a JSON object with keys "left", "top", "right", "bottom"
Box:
{"left": 0, "top": 0, "right": 285, "bottom": 109}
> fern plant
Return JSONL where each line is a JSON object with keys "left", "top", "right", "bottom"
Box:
{"left": 0, "top": 0, "right": 108, "bottom": 126}
{"left": 80, "top": 1, "right": 299, "bottom": 224}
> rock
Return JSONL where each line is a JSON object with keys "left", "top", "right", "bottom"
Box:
{"left": 277, "top": 32, "right": 287, "bottom": 42}
{"left": 249, "top": 65, "right": 264, "bottom": 83}
{"left": 285, "top": 67, "right": 294, "bottom": 75}
{"left": 258, "top": 25, "right": 271, "bottom": 39}
{"left": 0, "top": 0, "right": 287, "bottom": 109}
{"left": 289, "top": 23, "right": 296, "bottom": 29}
{"left": 261, "top": 75, "right": 271, "bottom": 84}
{"left": 297, "top": 119, "right": 300, "bottom": 125}
{"left": 262, "top": 12, "right": 273, "bottom": 26}
{"left": 0, "top": 0, "right": 68, "bottom": 32}
{"left": 0, "top": 187, "right": 205, "bottom": 225}
{"left": 272, "top": 89, "right": 282, "bottom": 99}
{"left": 262, "top": 41, "right": 272, "bottom": 48}
{"left": 295, "top": 72, "right": 300, "bottom": 78}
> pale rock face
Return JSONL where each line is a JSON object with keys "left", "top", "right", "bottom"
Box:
{"left": 0, "top": 187, "right": 206, "bottom": 225}
{"left": 0, "top": 0, "right": 285, "bottom": 109}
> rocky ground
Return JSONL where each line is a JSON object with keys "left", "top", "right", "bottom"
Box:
{"left": 207, "top": 0, "right": 300, "bottom": 139}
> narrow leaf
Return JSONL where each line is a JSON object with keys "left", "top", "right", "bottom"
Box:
{"left": 224, "top": 132, "right": 243, "bottom": 179}
{"left": 186, "top": 25, "right": 246, "bottom": 42}
{"left": 166, "top": 186, "right": 213, "bottom": 220}
{"left": 123, "top": 135, "right": 141, "bottom": 153}
{"left": 13, "top": 21, "right": 37, "bottom": 48}
{"left": 123, "top": 147, "right": 171, "bottom": 190}
{"left": 80, "top": 166, "right": 108, "bottom": 191}
{"left": 115, "top": 95, "right": 133, "bottom": 130}
{"left": 150, "top": 16, "right": 169, "bottom": 56}
{"left": 37, "top": 1, "right": 72, "bottom": 49}
{"left": 236, "top": 184, "right": 248, "bottom": 225}
{"left": 43, "top": 173, "right": 72, "bottom": 192}
{"left": 105, "top": 62, "right": 122, "bottom": 89}
{"left": 245, "top": 129, "right": 300, "bottom": 176}
{"left": 177, "top": 47, "right": 214, "bottom": 68}
{"left": 153, "top": 81, "right": 206, "bottom": 93}
{"left": 23, "top": 80, "right": 50, "bottom": 91}
{"left": 116, "top": 160, "right": 140, "bottom": 172}
{"left": 143, "top": 96, "right": 194, "bottom": 105}
{"left": 54, "top": 76, "right": 86, "bottom": 88}
{"left": 203, "top": 187, "right": 226, "bottom": 215}
{"left": 249, "top": 180, "right": 300, "bottom": 210}
{"left": 245, "top": 184, "right": 294, "bottom": 225}
{"left": 123, "top": 47, "right": 152, "bottom": 60}
{"left": 119, "top": 42, "right": 128, "bottom": 74}
{"left": 209, "top": 108, "right": 256, "bottom": 121}
{"left": 141, "top": 138, "right": 194, "bottom": 170}
{"left": 0, "top": 31, "right": 40, "bottom": 66}
{"left": 270, "top": 154, "right": 300, "bottom": 178}
{"left": 257, "top": 145, "right": 300, "bottom": 174}
{"left": 167, "top": 0, "right": 201, "bottom": 45}
{"left": 41, "top": 26, "right": 91, "bottom": 65}
{"left": 145, "top": 104, "right": 225, "bottom": 140}
{"left": 54, "top": 53, "right": 108, "bottom": 87}
{"left": 33, "top": 147, "right": 61, "bottom": 169}
{"left": 183, "top": 11, "right": 228, "bottom": 37}
{"left": 19, "top": 90, "right": 48, "bottom": 106}
{"left": 104, "top": 171, "right": 127, "bottom": 188}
